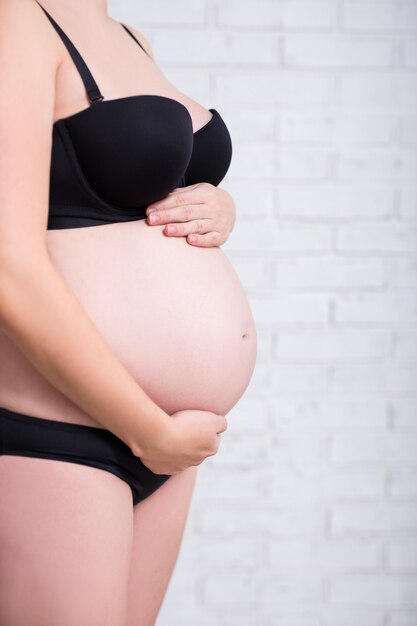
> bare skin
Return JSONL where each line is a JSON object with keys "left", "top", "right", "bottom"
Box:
{"left": 0, "top": 0, "right": 257, "bottom": 624}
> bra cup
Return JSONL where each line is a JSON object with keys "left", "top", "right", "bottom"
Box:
{"left": 64, "top": 97, "right": 194, "bottom": 209}
{"left": 184, "top": 112, "right": 233, "bottom": 187}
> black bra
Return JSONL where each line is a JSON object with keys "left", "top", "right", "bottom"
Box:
{"left": 35, "top": 1, "right": 233, "bottom": 230}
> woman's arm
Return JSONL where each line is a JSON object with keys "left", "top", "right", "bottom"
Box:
{"left": 0, "top": 0, "right": 227, "bottom": 471}
{"left": 0, "top": 0, "right": 171, "bottom": 456}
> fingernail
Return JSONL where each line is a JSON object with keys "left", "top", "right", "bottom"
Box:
{"left": 149, "top": 213, "right": 160, "bottom": 223}
{"left": 167, "top": 225, "right": 177, "bottom": 234}
{"left": 147, "top": 206, "right": 157, "bottom": 214}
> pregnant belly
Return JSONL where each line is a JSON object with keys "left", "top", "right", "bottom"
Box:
{"left": 0, "top": 219, "right": 257, "bottom": 424}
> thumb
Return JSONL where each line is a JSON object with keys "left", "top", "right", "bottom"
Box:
{"left": 215, "top": 414, "right": 228, "bottom": 434}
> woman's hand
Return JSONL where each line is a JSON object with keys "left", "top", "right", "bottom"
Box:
{"left": 145, "top": 182, "right": 236, "bottom": 247}
{"left": 138, "top": 409, "right": 228, "bottom": 475}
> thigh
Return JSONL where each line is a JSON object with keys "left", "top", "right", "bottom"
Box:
{"left": 0, "top": 455, "right": 134, "bottom": 626}
{"left": 126, "top": 465, "right": 198, "bottom": 626}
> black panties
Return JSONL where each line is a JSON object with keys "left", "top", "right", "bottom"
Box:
{"left": 0, "top": 407, "right": 172, "bottom": 506}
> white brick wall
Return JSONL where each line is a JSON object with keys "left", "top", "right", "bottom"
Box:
{"left": 110, "top": 0, "right": 417, "bottom": 624}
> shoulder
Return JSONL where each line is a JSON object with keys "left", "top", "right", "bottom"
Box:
{"left": 1, "top": 0, "right": 50, "bottom": 34}
{"left": 119, "top": 21, "right": 154, "bottom": 61}
{"left": 0, "top": 0, "right": 62, "bottom": 83}
{"left": 0, "top": 0, "right": 62, "bottom": 60}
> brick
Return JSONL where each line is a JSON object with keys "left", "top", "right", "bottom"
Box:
{"left": 385, "top": 365, "right": 417, "bottom": 393}
{"left": 329, "top": 574, "right": 417, "bottom": 606}
{"left": 251, "top": 294, "right": 329, "bottom": 325}
{"left": 227, "top": 255, "right": 272, "bottom": 291}
{"left": 282, "top": 110, "right": 335, "bottom": 143}
{"left": 226, "top": 394, "right": 271, "bottom": 433}
{"left": 203, "top": 571, "right": 323, "bottom": 610}
{"left": 228, "top": 221, "right": 332, "bottom": 252}
{"left": 322, "top": 363, "right": 370, "bottom": 394}
{"left": 265, "top": 435, "right": 329, "bottom": 474}
{"left": 180, "top": 533, "right": 263, "bottom": 569}
{"left": 399, "top": 187, "right": 417, "bottom": 217}
{"left": 405, "top": 39, "right": 417, "bottom": 68}
{"left": 278, "top": 185, "right": 395, "bottom": 219}
{"left": 217, "top": 1, "right": 337, "bottom": 29}
{"left": 331, "top": 436, "right": 384, "bottom": 464}
{"left": 389, "top": 470, "right": 417, "bottom": 498}
{"left": 323, "top": 400, "right": 387, "bottom": 432}
{"left": 391, "top": 400, "right": 417, "bottom": 430}
{"left": 223, "top": 181, "right": 275, "bottom": 219}
{"left": 194, "top": 465, "right": 264, "bottom": 502}
{"left": 336, "top": 221, "right": 417, "bottom": 253}
{"left": 264, "top": 468, "right": 327, "bottom": 502}
{"left": 334, "top": 294, "right": 417, "bottom": 324}
{"left": 258, "top": 575, "right": 323, "bottom": 608}
{"left": 277, "top": 329, "right": 388, "bottom": 361}
{"left": 153, "top": 31, "right": 278, "bottom": 64}
{"left": 393, "top": 332, "right": 417, "bottom": 362}
{"left": 323, "top": 470, "right": 385, "bottom": 499}
{"left": 270, "top": 398, "right": 388, "bottom": 432}
{"left": 389, "top": 611, "right": 417, "bottom": 625}
{"left": 280, "top": 112, "right": 395, "bottom": 144}
{"left": 282, "top": 1, "right": 337, "bottom": 29}
{"left": 202, "top": 570, "right": 258, "bottom": 609}
{"left": 387, "top": 539, "right": 417, "bottom": 573}
{"left": 230, "top": 144, "right": 330, "bottom": 180}
{"left": 160, "top": 615, "right": 258, "bottom": 626}
{"left": 276, "top": 256, "right": 386, "bottom": 289}
{"left": 283, "top": 36, "right": 394, "bottom": 68}
{"left": 331, "top": 433, "right": 417, "bottom": 464}
{"left": 270, "top": 538, "right": 379, "bottom": 573}
{"left": 215, "top": 71, "right": 332, "bottom": 105}
{"left": 330, "top": 363, "right": 417, "bottom": 394}
{"left": 338, "top": 73, "right": 417, "bottom": 108}
{"left": 401, "top": 116, "right": 417, "bottom": 144}
{"left": 338, "top": 150, "right": 417, "bottom": 181}
{"left": 343, "top": 2, "right": 417, "bottom": 31}
{"left": 265, "top": 614, "right": 322, "bottom": 626}
{"left": 199, "top": 504, "right": 325, "bottom": 537}
{"left": 321, "top": 609, "right": 384, "bottom": 626}
{"left": 213, "top": 431, "right": 273, "bottom": 469}
{"left": 273, "top": 364, "right": 329, "bottom": 392}
{"left": 331, "top": 502, "right": 417, "bottom": 536}
{"left": 217, "top": 0, "right": 282, "bottom": 28}
{"left": 225, "top": 109, "right": 278, "bottom": 142}
{"left": 394, "top": 259, "right": 417, "bottom": 288}
{"left": 115, "top": 0, "right": 206, "bottom": 25}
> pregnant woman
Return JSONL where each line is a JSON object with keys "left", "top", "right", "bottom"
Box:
{"left": 0, "top": 0, "right": 257, "bottom": 624}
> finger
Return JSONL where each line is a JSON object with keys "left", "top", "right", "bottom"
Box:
{"left": 147, "top": 184, "right": 207, "bottom": 214}
{"left": 186, "top": 231, "right": 223, "bottom": 247}
{"left": 216, "top": 415, "right": 228, "bottom": 434}
{"left": 163, "top": 218, "right": 213, "bottom": 238}
{"left": 147, "top": 204, "right": 211, "bottom": 226}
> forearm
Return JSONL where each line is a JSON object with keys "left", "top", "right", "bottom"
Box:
{"left": 0, "top": 254, "right": 171, "bottom": 456}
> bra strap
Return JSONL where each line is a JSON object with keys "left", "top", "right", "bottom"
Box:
{"left": 120, "top": 23, "right": 151, "bottom": 59}
{"left": 35, "top": 1, "right": 104, "bottom": 104}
